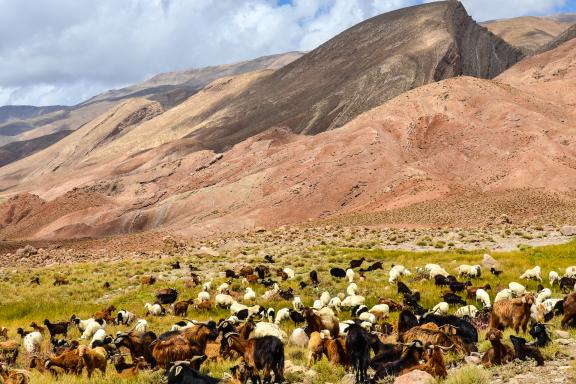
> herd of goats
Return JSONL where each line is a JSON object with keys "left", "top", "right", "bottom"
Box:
{"left": 1, "top": 255, "right": 576, "bottom": 384}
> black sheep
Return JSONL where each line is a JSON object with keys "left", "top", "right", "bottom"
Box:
{"left": 442, "top": 292, "right": 466, "bottom": 306}
{"left": 165, "top": 361, "right": 220, "bottom": 384}
{"left": 309, "top": 270, "right": 319, "bottom": 286}
{"left": 449, "top": 281, "right": 471, "bottom": 293}
{"left": 330, "top": 268, "right": 346, "bottom": 278}
{"left": 509, "top": 335, "right": 544, "bottom": 366}
{"left": 529, "top": 323, "right": 551, "bottom": 347}
{"left": 345, "top": 323, "right": 370, "bottom": 384}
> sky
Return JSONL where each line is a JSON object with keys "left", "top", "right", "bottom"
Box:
{"left": 0, "top": 0, "right": 574, "bottom": 107}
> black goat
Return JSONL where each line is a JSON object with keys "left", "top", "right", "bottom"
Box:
{"left": 310, "top": 270, "right": 319, "bottom": 286}
{"left": 289, "top": 309, "right": 305, "bottom": 325}
{"left": 449, "top": 281, "right": 471, "bottom": 293}
{"left": 165, "top": 361, "right": 220, "bottom": 384}
{"left": 396, "top": 281, "right": 413, "bottom": 296}
{"left": 442, "top": 292, "right": 466, "bottom": 306}
{"left": 402, "top": 295, "right": 426, "bottom": 315}
{"left": 350, "top": 257, "right": 365, "bottom": 269}
{"left": 345, "top": 324, "right": 370, "bottom": 384}
{"left": 419, "top": 313, "right": 478, "bottom": 352}
{"left": 372, "top": 340, "right": 425, "bottom": 379}
{"left": 299, "top": 281, "right": 308, "bottom": 289}
{"left": 43, "top": 319, "right": 69, "bottom": 338}
{"left": 171, "top": 261, "right": 181, "bottom": 269}
{"left": 330, "top": 268, "right": 346, "bottom": 278}
{"left": 434, "top": 275, "right": 450, "bottom": 287}
{"left": 368, "top": 333, "right": 403, "bottom": 360}
{"left": 264, "top": 255, "right": 275, "bottom": 263}
{"left": 397, "top": 310, "right": 419, "bottom": 336}
{"left": 490, "top": 267, "right": 503, "bottom": 277}
{"left": 560, "top": 277, "right": 576, "bottom": 293}
{"left": 225, "top": 269, "right": 238, "bottom": 279}
{"left": 529, "top": 323, "right": 551, "bottom": 347}
{"left": 278, "top": 288, "right": 294, "bottom": 301}
{"left": 260, "top": 279, "right": 276, "bottom": 288}
{"left": 155, "top": 288, "right": 178, "bottom": 304}
{"left": 509, "top": 335, "right": 544, "bottom": 366}
{"left": 366, "top": 261, "right": 383, "bottom": 271}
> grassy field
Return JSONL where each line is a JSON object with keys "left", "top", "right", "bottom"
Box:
{"left": 2, "top": 239, "right": 576, "bottom": 383}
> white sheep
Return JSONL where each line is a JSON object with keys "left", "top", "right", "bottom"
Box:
{"left": 508, "top": 282, "right": 526, "bottom": 297}
{"left": 253, "top": 322, "right": 287, "bottom": 342}
{"left": 170, "top": 321, "right": 195, "bottom": 332}
{"left": 203, "top": 280, "right": 212, "bottom": 291}
{"left": 388, "top": 265, "right": 411, "bottom": 283}
{"left": 283, "top": 268, "right": 295, "bottom": 280}
{"left": 565, "top": 266, "right": 576, "bottom": 278}
{"left": 539, "top": 298, "right": 563, "bottom": 319}
{"left": 346, "top": 283, "right": 358, "bottom": 296}
{"left": 292, "top": 296, "right": 303, "bottom": 310}
{"left": 432, "top": 302, "right": 449, "bottom": 315}
{"left": 346, "top": 269, "right": 355, "bottom": 283}
{"left": 320, "top": 291, "right": 331, "bottom": 307}
{"left": 456, "top": 264, "right": 481, "bottom": 278}
{"left": 289, "top": 328, "right": 309, "bottom": 347}
{"left": 81, "top": 320, "right": 105, "bottom": 340}
{"left": 315, "top": 306, "right": 337, "bottom": 317}
{"left": 425, "top": 264, "right": 449, "bottom": 278}
{"left": 23, "top": 331, "right": 42, "bottom": 354}
{"left": 549, "top": 271, "right": 560, "bottom": 285}
{"left": 215, "top": 293, "right": 235, "bottom": 308}
{"left": 244, "top": 288, "right": 256, "bottom": 301}
{"left": 455, "top": 305, "right": 478, "bottom": 318}
{"left": 262, "top": 284, "right": 279, "bottom": 300}
{"left": 275, "top": 308, "right": 290, "bottom": 324}
{"left": 369, "top": 304, "right": 389, "bottom": 319}
{"left": 144, "top": 303, "right": 164, "bottom": 316}
{"left": 230, "top": 301, "right": 248, "bottom": 315}
{"left": 328, "top": 297, "right": 342, "bottom": 312}
{"left": 90, "top": 329, "right": 107, "bottom": 347}
{"left": 536, "top": 288, "right": 552, "bottom": 305}
{"left": 72, "top": 317, "right": 95, "bottom": 332}
{"left": 494, "top": 288, "right": 513, "bottom": 302}
{"left": 312, "top": 299, "right": 323, "bottom": 310}
{"left": 360, "top": 321, "right": 373, "bottom": 331}
{"left": 476, "top": 289, "right": 491, "bottom": 308}
{"left": 358, "top": 312, "right": 376, "bottom": 324}
{"left": 197, "top": 291, "right": 210, "bottom": 303}
{"left": 115, "top": 310, "right": 135, "bottom": 326}
{"left": 133, "top": 319, "right": 148, "bottom": 333}
{"left": 520, "top": 266, "right": 542, "bottom": 281}
{"left": 341, "top": 295, "right": 365, "bottom": 308}
{"left": 217, "top": 282, "right": 230, "bottom": 294}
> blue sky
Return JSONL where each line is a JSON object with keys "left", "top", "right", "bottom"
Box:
{"left": 1, "top": 0, "right": 575, "bottom": 106}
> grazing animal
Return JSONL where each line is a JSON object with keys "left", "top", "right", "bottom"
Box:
{"left": 388, "top": 265, "right": 411, "bottom": 283}
{"left": 53, "top": 277, "right": 69, "bottom": 286}
{"left": 449, "top": 281, "right": 471, "bottom": 293}
{"left": 23, "top": 331, "right": 43, "bottom": 354}
{"left": 220, "top": 333, "right": 284, "bottom": 384}
{"left": 0, "top": 327, "right": 7, "bottom": 340}
{"left": 309, "top": 270, "right": 319, "bottom": 286}
{"left": 442, "top": 292, "right": 466, "bottom": 306}
{"left": 520, "top": 266, "right": 542, "bottom": 281}
{"left": 403, "top": 343, "right": 451, "bottom": 379}
{"left": 490, "top": 293, "right": 535, "bottom": 333}
{"left": 378, "top": 298, "right": 403, "bottom": 311}
{"left": 44, "top": 348, "right": 84, "bottom": 375}
{"left": 145, "top": 303, "right": 165, "bottom": 316}
{"left": 529, "top": 323, "right": 551, "bottom": 347}
{"left": 330, "top": 268, "right": 346, "bottom": 278}
{"left": 561, "top": 291, "right": 576, "bottom": 328}
{"left": 490, "top": 267, "right": 503, "bottom": 277}
{"left": 264, "top": 255, "right": 275, "bottom": 263}
{"left": 560, "top": 277, "right": 576, "bottom": 294}
{"left": 165, "top": 361, "right": 220, "bottom": 384}
{"left": 302, "top": 308, "right": 340, "bottom": 338}
{"left": 230, "top": 360, "right": 262, "bottom": 384}
{"left": 114, "top": 331, "right": 157, "bottom": 367}
{"left": 482, "top": 328, "right": 514, "bottom": 367}
{"left": 397, "top": 310, "right": 419, "bottom": 336}
{"left": 43, "top": 320, "right": 69, "bottom": 338}
{"left": 0, "top": 340, "right": 19, "bottom": 365}
{"left": 396, "top": 281, "right": 413, "bottom": 296}
{"left": 345, "top": 324, "right": 370, "bottom": 384}
{"left": 401, "top": 325, "right": 466, "bottom": 355}
{"left": 140, "top": 275, "right": 156, "bottom": 285}
{"left": 350, "top": 258, "right": 365, "bottom": 269}
{"left": 116, "top": 310, "right": 136, "bottom": 326}
{"left": 419, "top": 313, "right": 478, "bottom": 352}
{"left": 509, "top": 335, "right": 544, "bottom": 366}
{"left": 78, "top": 345, "right": 107, "bottom": 378}
{"left": 156, "top": 288, "right": 178, "bottom": 304}
{"left": 372, "top": 340, "right": 425, "bottom": 379}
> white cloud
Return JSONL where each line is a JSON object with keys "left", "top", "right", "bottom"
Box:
{"left": 0, "top": 0, "right": 568, "bottom": 106}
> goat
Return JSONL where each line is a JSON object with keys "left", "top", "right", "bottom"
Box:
{"left": 330, "top": 268, "right": 346, "bottom": 278}
{"left": 529, "top": 323, "right": 551, "bottom": 347}
{"left": 389, "top": 265, "right": 411, "bottom": 283}
{"left": 302, "top": 307, "right": 340, "bottom": 338}
{"left": 220, "top": 332, "right": 284, "bottom": 384}
{"left": 140, "top": 275, "right": 156, "bottom": 285}
{"left": 29, "top": 322, "right": 45, "bottom": 335}
{"left": 490, "top": 267, "right": 503, "bottom": 277}
{"left": 378, "top": 298, "right": 403, "bottom": 311}
{"left": 114, "top": 331, "right": 157, "bottom": 367}
{"left": 165, "top": 360, "right": 220, "bottom": 384}
{"left": 509, "top": 335, "right": 544, "bottom": 366}
{"left": 94, "top": 305, "right": 116, "bottom": 322}
{"left": 156, "top": 288, "right": 178, "bottom": 304}
{"left": 481, "top": 328, "right": 514, "bottom": 367}
{"left": 53, "top": 276, "right": 69, "bottom": 286}
{"left": 115, "top": 310, "right": 136, "bottom": 326}
{"left": 45, "top": 348, "right": 84, "bottom": 375}
{"left": 172, "top": 300, "right": 193, "bottom": 317}
{"left": 0, "top": 340, "right": 19, "bottom": 365}
{"left": 466, "top": 284, "right": 491, "bottom": 299}
{"left": 0, "top": 364, "right": 30, "bottom": 384}
{"left": 402, "top": 343, "right": 451, "bottom": 378}
{"left": 231, "top": 360, "right": 262, "bottom": 384}
{"left": 442, "top": 292, "right": 466, "bottom": 306}
{"left": 449, "top": 281, "right": 471, "bottom": 293}
{"left": 0, "top": 327, "right": 7, "bottom": 340}
{"left": 419, "top": 313, "right": 478, "bottom": 352}
{"left": 43, "top": 319, "right": 69, "bottom": 338}
{"left": 77, "top": 345, "right": 107, "bottom": 378}
{"left": 396, "top": 281, "right": 413, "bottom": 296}
{"left": 561, "top": 291, "right": 576, "bottom": 327}
{"left": 372, "top": 340, "right": 425, "bottom": 379}
{"left": 489, "top": 293, "right": 535, "bottom": 333}
{"left": 560, "top": 277, "right": 576, "bottom": 294}
{"left": 434, "top": 275, "right": 450, "bottom": 287}
{"left": 309, "top": 270, "right": 319, "bottom": 286}
{"left": 145, "top": 302, "right": 165, "bottom": 316}
{"left": 111, "top": 354, "right": 149, "bottom": 378}
{"left": 397, "top": 310, "right": 419, "bottom": 337}
{"left": 401, "top": 325, "right": 466, "bottom": 355}
{"left": 345, "top": 324, "right": 370, "bottom": 384}
{"left": 350, "top": 257, "right": 365, "bottom": 269}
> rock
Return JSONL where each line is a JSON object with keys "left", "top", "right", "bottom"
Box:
{"left": 482, "top": 253, "right": 499, "bottom": 268}
{"left": 555, "top": 330, "right": 570, "bottom": 339}
{"left": 394, "top": 370, "right": 435, "bottom": 384}
{"left": 196, "top": 246, "right": 219, "bottom": 257}
{"left": 465, "top": 355, "right": 482, "bottom": 365}
{"left": 560, "top": 226, "right": 576, "bottom": 236}
{"left": 554, "top": 338, "right": 573, "bottom": 345}
{"left": 15, "top": 245, "right": 37, "bottom": 258}
{"left": 339, "top": 374, "right": 356, "bottom": 384}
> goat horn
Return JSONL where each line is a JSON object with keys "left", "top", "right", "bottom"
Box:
{"left": 438, "top": 344, "right": 455, "bottom": 351}
{"left": 223, "top": 332, "right": 240, "bottom": 339}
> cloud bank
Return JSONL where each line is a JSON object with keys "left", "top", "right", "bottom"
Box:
{"left": 0, "top": 0, "right": 568, "bottom": 106}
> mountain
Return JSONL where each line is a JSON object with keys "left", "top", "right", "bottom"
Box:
{"left": 0, "top": 52, "right": 303, "bottom": 167}
{"left": 3, "top": 2, "right": 576, "bottom": 239}
{"left": 482, "top": 16, "right": 574, "bottom": 52}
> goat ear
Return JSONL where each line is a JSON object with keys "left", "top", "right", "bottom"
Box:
{"left": 227, "top": 337, "right": 234, "bottom": 346}
{"left": 175, "top": 366, "right": 183, "bottom": 377}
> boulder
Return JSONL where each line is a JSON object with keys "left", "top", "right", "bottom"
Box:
{"left": 394, "top": 370, "right": 435, "bottom": 384}
{"left": 560, "top": 226, "right": 576, "bottom": 236}
{"left": 482, "top": 253, "right": 499, "bottom": 268}
{"left": 555, "top": 330, "right": 570, "bottom": 339}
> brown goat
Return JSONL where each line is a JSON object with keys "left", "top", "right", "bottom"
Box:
{"left": 45, "top": 348, "right": 84, "bottom": 375}
{"left": 378, "top": 298, "right": 403, "bottom": 311}
{"left": 172, "top": 300, "right": 194, "bottom": 316}
{"left": 94, "top": 305, "right": 116, "bottom": 322}
{"left": 195, "top": 300, "right": 213, "bottom": 312}
{"left": 53, "top": 277, "right": 69, "bottom": 286}
{"left": 29, "top": 355, "right": 60, "bottom": 377}
{"left": 114, "top": 331, "right": 157, "bottom": 367}
{"left": 401, "top": 325, "right": 467, "bottom": 356}
{"left": 246, "top": 274, "right": 259, "bottom": 283}
{"left": 140, "top": 275, "right": 156, "bottom": 285}
{"left": 0, "top": 364, "right": 30, "bottom": 384}
{"left": 561, "top": 291, "right": 576, "bottom": 328}
{"left": 482, "top": 328, "right": 514, "bottom": 367}
{"left": 302, "top": 308, "right": 340, "bottom": 338}
{"left": 0, "top": 340, "right": 19, "bottom": 365}
{"left": 0, "top": 327, "right": 8, "bottom": 340}
{"left": 466, "top": 284, "right": 491, "bottom": 299}
{"left": 403, "top": 343, "right": 451, "bottom": 378}
{"left": 78, "top": 345, "right": 107, "bottom": 378}
{"left": 307, "top": 330, "right": 348, "bottom": 367}
{"left": 490, "top": 293, "right": 535, "bottom": 333}
{"left": 239, "top": 266, "right": 254, "bottom": 277}
{"left": 111, "top": 355, "right": 149, "bottom": 378}
{"left": 29, "top": 322, "right": 46, "bottom": 335}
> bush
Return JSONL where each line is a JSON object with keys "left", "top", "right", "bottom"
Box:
{"left": 443, "top": 365, "right": 490, "bottom": 384}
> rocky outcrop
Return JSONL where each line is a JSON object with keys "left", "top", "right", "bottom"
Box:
{"left": 539, "top": 24, "right": 576, "bottom": 53}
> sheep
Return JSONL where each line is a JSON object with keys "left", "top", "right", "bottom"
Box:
{"left": 565, "top": 266, "right": 576, "bottom": 278}
{"left": 217, "top": 282, "right": 230, "bottom": 294}
{"left": 535, "top": 288, "right": 552, "bottom": 305}
{"left": 262, "top": 283, "right": 279, "bottom": 300}
{"left": 90, "top": 329, "right": 108, "bottom": 347}
{"left": 432, "top": 302, "right": 449, "bottom": 315}
{"left": 70, "top": 315, "right": 94, "bottom": 332}
{"left": 274, "top": 308, "right": 290, "bottom": 325}
{"left": 329, "top": 297, "right": 342, "bottom": 312}
{"left": 378, "top": 298, "right": 403, "bottom": 311}
{"left": 358, "top": 312, "right": 376, "bottom": 324}
{"left": 320, "top": 291, "right": 331, "bottom": 307}
{"left": 313, "top": 300, "right": 323, "bottom": 310}
{"left": 494, "top": 288, "right": 513, "bottom": 302}
{"left": 230, "top": 301, "right": 248, "bottom": 315}
{"left": 388, "top": 265, "right": 411, "bottom": 283}
{"left": 508, "top": 282, "right": 526, "bottom": 297}
{"left": 253, "top": 322, "right": 287, "bottom": 341}
{"left": 202, "top": 280, "right": 212, "bottom": 291}
{"left": 490, "top": 293, "right": 535, "bottom": 333}
{"left": 341, "top": 295, "right": 365, "bottom": 308}
{"left": 144, "top": 303, "right": 165, "bottom": 316}
{"left": 538, "top": 298, "right": 564, "bottom": 321}
{"left": 114, "top": 331, "right": 157, "bottom": 367}
{"left": 289, "top": 328, "right": 309, "bottom": 347}
{"left": 197, "top": 291, "right": 210, "bottom": 303}
{"left": 330, "top": 268, "right": 346, "bottom": 278}
{"left": 80, "top": 319, "right": 106, "bottom": 340}
{"left": 560, "top": 277, "right": 576, "bottom": 293}
{"left": 369, "top": 304, "right": 390, "bottom": 319}
{"left": 476, "top": 288, "right": 491, "bottom": 308}
{"left": 346, "top": 283, "right": 358, "bottom": 296}
{"left": 220, "top": 332, "right": 284, "bottom": 384}
{"left": 426, "top": 264, "right": 449, "bottom": 278}
{"left": 345, "top": 324, "right": 370, "bottom": 384}
{"left": 23, "top": 331, "right": 42, "bottom": 354}
{"left": 244, "top": 288, "right": 256, "bottom": 301}
{"left": 165, "top": 360, "right": 220, "bottom": 384}
{"left": 0, "top": 340, "right": 19, "bottom": 365}
{"left": 520, "top": 266, "right": 542, "bottom": 281}
{"left": 549, "top": 271, "right": 560, "bottom": 286}
{"left": 215, "top": 293, "right": 235, "bottom": 308}
{"left": 115, "top": 310, "right": 136, "bottom": 326}
{"left": 455, "top": 305, "right": 478, "bottom": 318}
{"left": 346, "top": 269, "right": 354, "bottom": 283}
{"left": 77, "top": 345, "right": 107, "bottom": 378}
{"left": 292, "top": 296, "right": 303, "bottom": 310}
{"left": 283, "top": 267, "right": 295, "bottom": 280}
{"left": 133, "top": 319, "right": 148, "bottom": 333}
{"left": 482, "top": 328, "right": 514, "bottom": 367}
